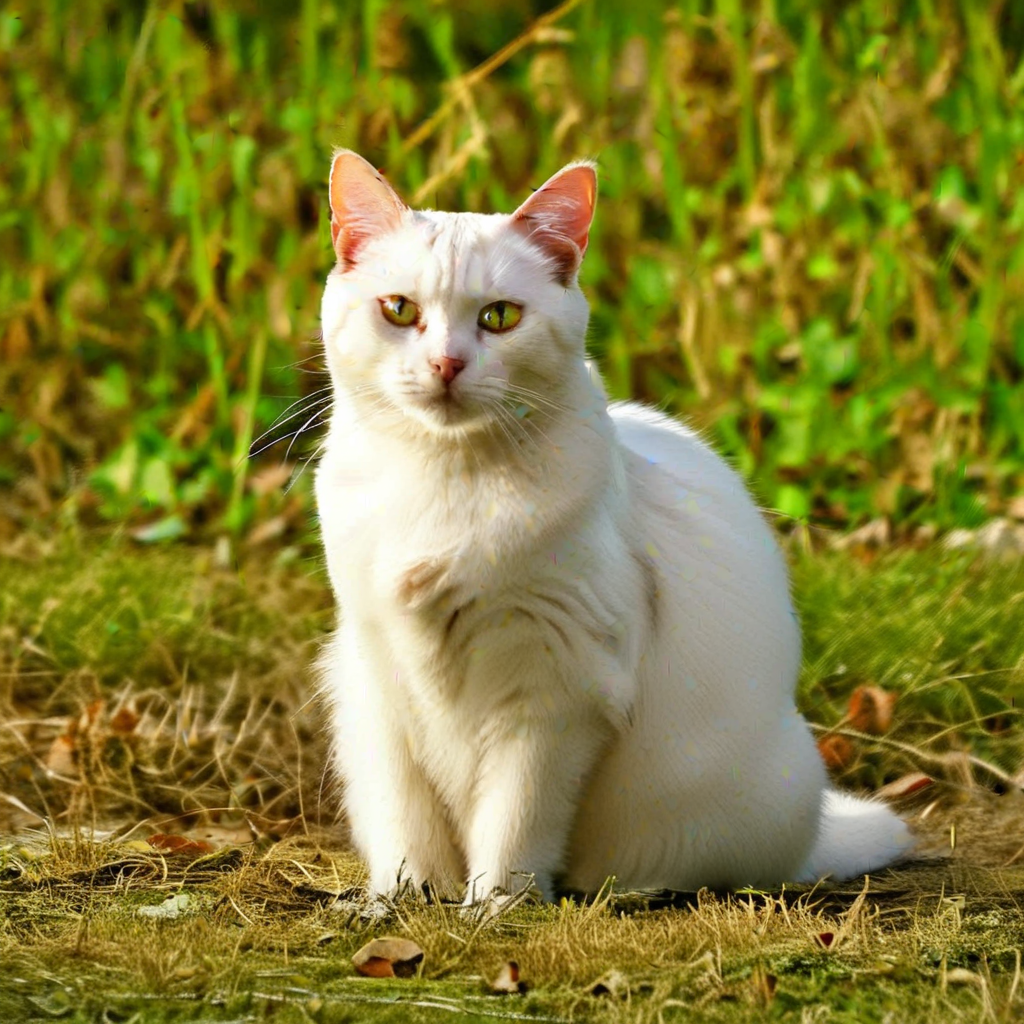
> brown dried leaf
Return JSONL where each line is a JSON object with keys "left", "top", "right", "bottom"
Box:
{"left": 183, "top": 823, "right": 255, "bottom": 849}
{"left": 356, "top": 956, "right": 396, "bottom": 978}
{"left": 817, "top": 734, "right": 854, "bottom": 770}
{"left": 45, "top": 733, "right": 77, "bottom": 777}
{"left": 109, "top": 706, "right": 139, "bottom": 735}
{"left": 352, "top": 938, "right": 424, "bottom": 979}
{"left": 146, "top": 833, "right": 215, "bottom": 857}
{"left": 848, "top": 685, "right": 896, "bottom": 735}
{"left": 244, "top": 813, "right": 304, "bottom": 841}
{"left": 876, "top": 772, "right": 933, "bottom": 802}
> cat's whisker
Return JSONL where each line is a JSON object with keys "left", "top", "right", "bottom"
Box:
{"left": 287, "top": 440, "right": 329, "bottom": 494}
{"left": 504, "top": 383, "right": 572, "bottom": 416}
{"left": 247, "top": 403, "right": 332, "bottom": 463}
{"left": 258, "top": 385, "right": 334, "bottom": 428}
{"left": 281, "top": 405, "right": 333, "bottom": 465}
{"left": 249, "top": 391, "right": 334, "bottom": 454}
{"left": 490, "top": 408, "right": 529, "bottom": 452}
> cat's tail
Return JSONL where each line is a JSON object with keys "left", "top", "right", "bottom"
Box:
{"left": 796, "top": 789, "right": 913, "bottom": 882}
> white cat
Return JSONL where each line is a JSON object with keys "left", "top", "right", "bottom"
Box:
{"left": 315, "top": 150, "right": 911, "bottom": 904}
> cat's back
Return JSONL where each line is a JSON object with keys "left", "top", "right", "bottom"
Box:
{"left": 607, "top": 399, "right": 798, "bottom": 706}
{"left": 609, "top": 402, "right": 783, "bottom": 565}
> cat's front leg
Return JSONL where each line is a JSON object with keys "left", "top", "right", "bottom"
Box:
{"left": 462, "top": 696, "right": 611, "bottom": 907}
{"left": 321, "top": 628, "right": 463, "bottom": 900}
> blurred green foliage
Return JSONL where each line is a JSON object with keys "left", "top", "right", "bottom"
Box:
{"left": 1, "top": 0, "right": 1023, "bottom": 544}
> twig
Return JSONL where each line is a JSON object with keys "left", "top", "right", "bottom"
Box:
{"left": 809, "top": 722, "right": 1019, "bottom": 789}
{"left": 399, "top": 0, "right": 587, "bottom": 157}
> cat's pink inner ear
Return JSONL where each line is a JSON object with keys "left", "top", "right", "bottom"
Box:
{"left": 511, "top": 163, "right": 597, "bottom": 283}
{"left": 329, "top": 150, "right": 408, "bottom": 268}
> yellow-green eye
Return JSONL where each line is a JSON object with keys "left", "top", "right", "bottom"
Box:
{"left": 379, "top": 295, "right": 420, "bottom": 327}
{"left": 478, "top": 300, "right": 522, "bottom": 333}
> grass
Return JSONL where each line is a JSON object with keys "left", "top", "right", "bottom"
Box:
{"left": 4, "top": 838, "right": 1024, "bottom": 1023}
{"left": 2, "top": 0, "right": 1024, "bottom": 545}
{"left": 3, "top": 537, "right": 1024, "bottom": 1021}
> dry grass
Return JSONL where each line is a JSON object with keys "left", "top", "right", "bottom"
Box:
{"left": 2, "top": 537, "right": 1024, "bottom": 1020}
{"left": 3, "top": 822, "right": 1024, "bottom": 1022}
{"left": 0, "top": 536, "right": 334, "bottom": 836}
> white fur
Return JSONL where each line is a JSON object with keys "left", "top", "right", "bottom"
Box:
{"left": 315, "top": 161, "right": 912, "bottom": 901}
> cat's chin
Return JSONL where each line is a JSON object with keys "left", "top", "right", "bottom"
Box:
{"left": 398, "top": 393, "right": 492, "bottom": 437}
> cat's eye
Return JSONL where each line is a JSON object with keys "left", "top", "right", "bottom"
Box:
{"left": 478, "top": 301, "right": 522, "bottom": 333}
{"left": 379, "top": 295, "right": 420, "bottom": 327}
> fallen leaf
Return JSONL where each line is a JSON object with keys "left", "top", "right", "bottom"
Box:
{"left": 848, "top": 685, "right": 896, "bottom": 735}
{"left": 184, "top": 823, "right": 254, "bottom": 848}
{"left": 120, "top": 840, "right": 154, "bottom": 853}
{"left": 876, "top": 772, "right": 933, "bottom": 801}
{"left": 490, "top": 961, "right": 527, "bottom": 995}
{"left": 109, "top": 706, "right": 139, "bottom": 734}
{"left": 45, "top": 733, "right": 77, "bottom": 777}
{"left": 352, "top": 937, "right": 424, "bottom": 979}
{"left": 817, "top": 734, "right": 854, "bottom": 770}
{"left": 355, "top": 956, "right": 397, "bottom": 978}
{"left": 147, "top": 833, "right": 215, "bottom": 857}
{"left": 244, "top": 813, "right": 303, "bottom": 841}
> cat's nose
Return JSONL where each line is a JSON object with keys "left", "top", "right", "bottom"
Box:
{"left": 429, "top": 356, "right": 465, "bottom": 384}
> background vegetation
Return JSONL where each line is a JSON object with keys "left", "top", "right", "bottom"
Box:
{"left": 4, "top": 3, "right": 1024, "bottom": 1020}
{"left": 2, "top": 0, "right": 1023, "bottom": 547}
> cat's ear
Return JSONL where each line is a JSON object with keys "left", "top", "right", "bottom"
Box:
{"left": 329, "top": 149, "right": 408, "bottom": 268}
{"left": 511, "top": 162, "right": 597, "bottom": 283}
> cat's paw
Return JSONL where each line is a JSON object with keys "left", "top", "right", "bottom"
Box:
{"left": 396, "top": 557, "right": 456, "bottom": 610}
{"left": 331, "top": 878, "right": 426, "bottom": 924}
{"left": 460, "top": 881, "right": 543, "bottom": 923}
{"left": 330, "top": 891, "right": 395, "bottom": 924}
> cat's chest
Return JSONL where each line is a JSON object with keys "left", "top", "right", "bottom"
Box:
{"left": 317, "top": 451, "right": 536, "bottom": 595}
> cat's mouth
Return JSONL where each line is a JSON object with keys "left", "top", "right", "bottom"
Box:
{"left": 401, "top": 383, "right": 486, "bottom": 430}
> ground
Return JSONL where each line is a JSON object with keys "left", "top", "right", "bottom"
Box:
{"left": 2, "top": 534, "right": 1023, "bottom": 1023}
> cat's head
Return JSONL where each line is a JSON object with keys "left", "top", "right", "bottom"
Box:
{"left": 320, "top": 150, "right": 597, "bottom": 438}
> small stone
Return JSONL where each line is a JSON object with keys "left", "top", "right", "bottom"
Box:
{"left": 590, "top": 969, "right": 629, "bottom": 998}
{"left": 977, "top": 518, "right": 1024, "bottom": 558}
{"left": 489, "top": 961, "right": 527, "bottom": 995}
{"left": 138, "top": 894, "right": 191, "bottom": 920}
{"left": 943, "top": 528, "right": 977, "bottom": 551}
{"left": 832, "top": 518, "right": 890, "bottom": 551}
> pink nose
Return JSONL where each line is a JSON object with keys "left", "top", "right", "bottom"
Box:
{"left": 430, "top": 356, "right": 465, "bottom": 384}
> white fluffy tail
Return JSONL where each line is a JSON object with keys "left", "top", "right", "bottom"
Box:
{"left": 796, "top": 790, "right": 913, "bottom": 882}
